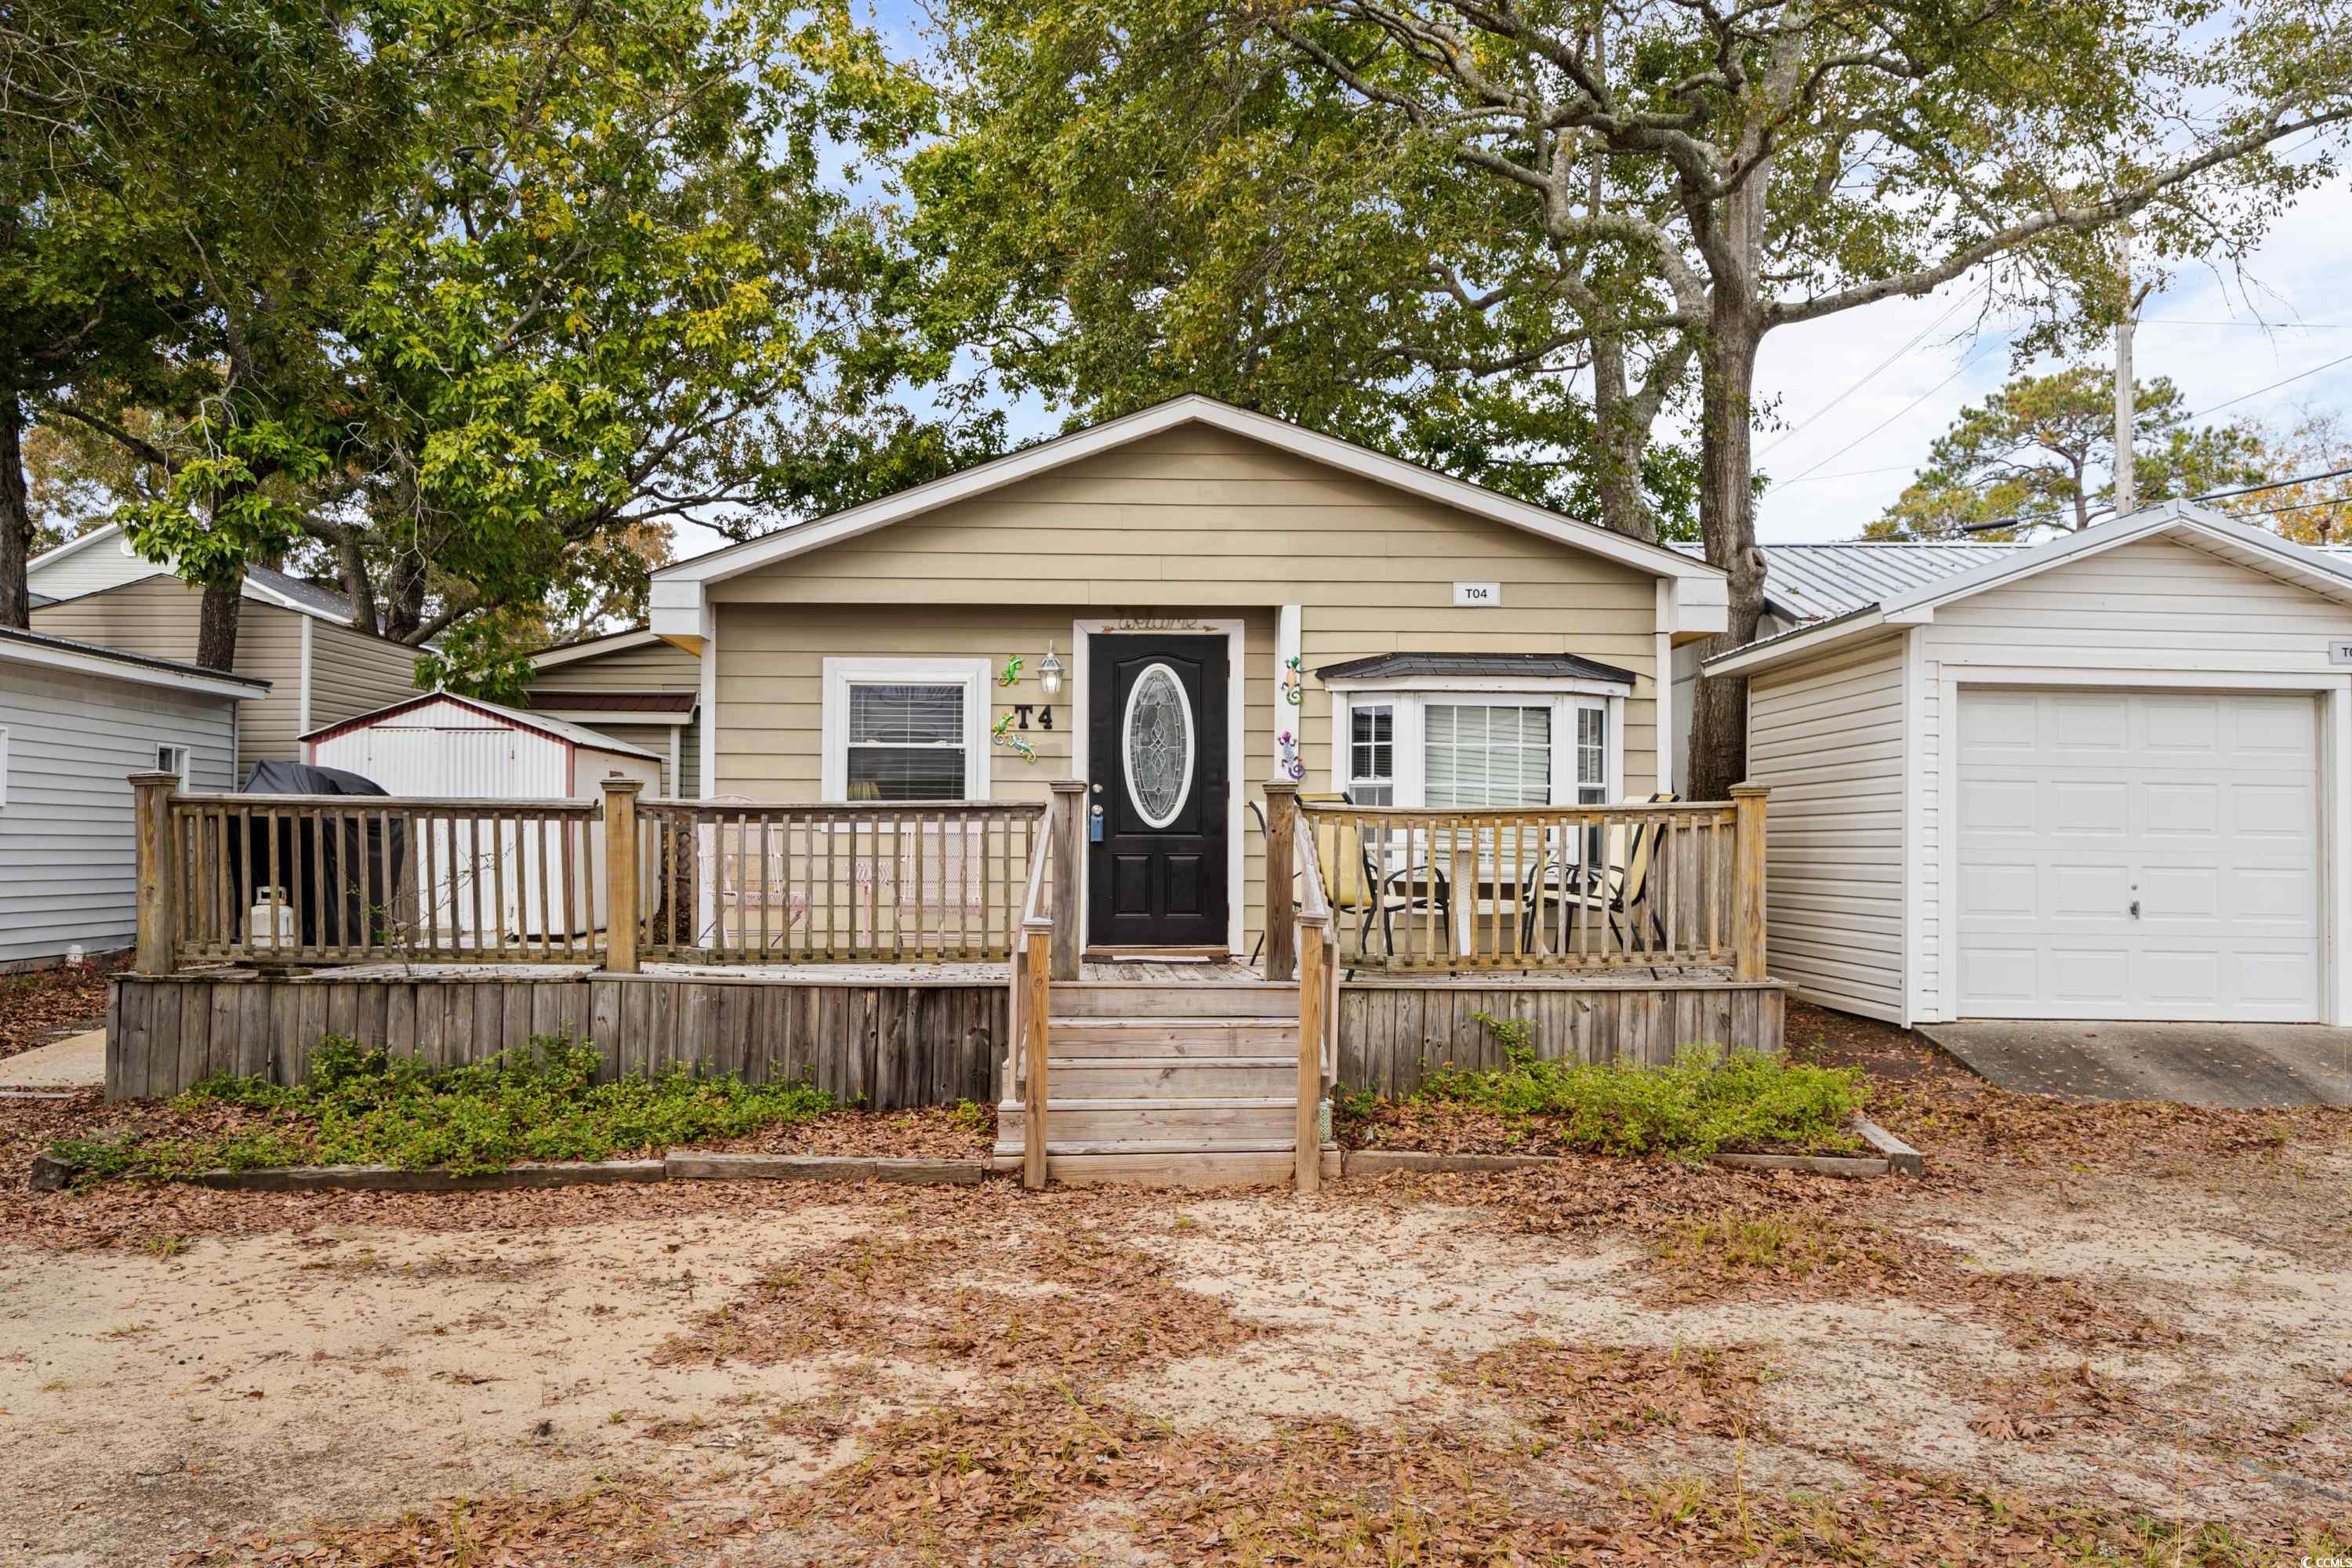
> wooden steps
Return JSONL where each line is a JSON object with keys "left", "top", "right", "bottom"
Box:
{"left": 1000, "top": 977, "right": 1327, "bottom": 1185}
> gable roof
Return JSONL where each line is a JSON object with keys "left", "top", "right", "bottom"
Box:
{"left": 1675, "top": 539, "right": 2028, "bottom": 622}
{"left": 1703, "top": 500, "right": 2352, "bottom": 677}
{"left": 528, "top": 626, "right": 675, "bottom": 670}
{"left": 0, "top": 625, "right": 269, "bottom": 699}
{"left": 30, "top": 523, "right": 361, "bottom": 624}
{"left": 651, "top": 396, "right": 1727, "bottom": 639}
{"left": 300, "top": 691, "right": 664, "bottom": 760}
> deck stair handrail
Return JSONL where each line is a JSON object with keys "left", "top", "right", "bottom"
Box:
{"left": 1290, "top": 789, "right": 1336, "bottom": 1193}
{"left": 1012, "top": 781, "right": 1085, "bottom": 1189}
{"left": 1294, "top": 793, "right": 1767, "bottom": 979}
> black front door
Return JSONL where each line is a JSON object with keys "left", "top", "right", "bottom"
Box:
{"left": 1088, "top": 634, "right": 1228, "bottom": 948}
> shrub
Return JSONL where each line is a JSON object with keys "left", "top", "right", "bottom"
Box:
{"left": 53, "top": 1033, "right": 835, "bottom": 1181}
{"left": 1414, "top": 1013, "right": 1864, "bottom": 1156}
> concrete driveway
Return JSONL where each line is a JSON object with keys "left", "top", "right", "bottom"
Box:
{"left": 1916, "top": 1020, "right": 2352, "bottom": 1106}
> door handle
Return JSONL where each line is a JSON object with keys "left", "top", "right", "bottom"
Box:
{"left": 2129, "top": 899, "right": 2140, "bottom": 919}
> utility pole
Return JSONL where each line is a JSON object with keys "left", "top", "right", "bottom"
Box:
{"left": 2113, "top": 223, "right": 2138, "bottom": 520}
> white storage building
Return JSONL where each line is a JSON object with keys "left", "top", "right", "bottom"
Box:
{"left": 301, "top": 693, "right": 662, "bottom": 942}
{"left": 1706, "top": 502, "right": 2352, "bottom": 1028}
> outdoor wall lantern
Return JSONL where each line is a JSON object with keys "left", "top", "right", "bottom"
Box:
{"left": 1038, "top": 640, "right": 1065, "bottom": 697}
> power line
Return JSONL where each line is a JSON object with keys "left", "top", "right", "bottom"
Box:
{"left": 1759, "top": 289, "right": 1983, "bottom": 459}
{"left": 2138, "top": 319, "right": 2352, "bottom": 329}
{"left": 2187, "top": 350, "right": 2352, "bottom": 420}
{"left": 2191, "top": 463, "right": 2352, "bottom": 502}
{"left": 1777, "top": 341, "right": 2001, "bottom": 485}
{"left": 1769, "top": 463, "right": 1920, "bottom": 488}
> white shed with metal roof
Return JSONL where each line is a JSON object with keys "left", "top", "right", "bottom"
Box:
{"left": 299, "top": 693, "right": 662, "bottom": 943}
{"left": 1705, "top": 503, "right": 2352, "bottom": 1029}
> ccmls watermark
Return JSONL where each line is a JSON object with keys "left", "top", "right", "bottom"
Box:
{"left": 2301, "top": 1555, "right": 2352, "bottom": 1567}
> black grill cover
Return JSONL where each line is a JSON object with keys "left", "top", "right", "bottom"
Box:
{"left": 234, "top": 762, "right": 407, "bottom": 949}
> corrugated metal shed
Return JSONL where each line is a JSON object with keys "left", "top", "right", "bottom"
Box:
{"left": 302, "top": 691, "right": 662, "bottom": 760}
{"left": 1673, "top": 541, "right": 2029, "bottom": 622}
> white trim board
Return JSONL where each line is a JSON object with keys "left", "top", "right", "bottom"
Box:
{"left": 529, "top": 626, "right": 674, "bottom": 671}
{"left": 0, "top": 631, "right": 266, "bottom": 699}
{"left": 817, "top": 656, "right": 994, "bottom": 804}
{"left": 1070, "top": 617, "right": 1248, "bottom": 956}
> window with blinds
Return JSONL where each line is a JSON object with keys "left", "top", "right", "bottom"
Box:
{"left": 846, "top": 683, "right": 967, "bottom": 801}
{"left": 1348, "top": 703, "right": 1394, "bottom": 804}
{"left": 1425, "top": 704, "right": 1552, "bottom": 808}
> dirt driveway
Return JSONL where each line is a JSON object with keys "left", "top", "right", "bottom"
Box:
{"left": 1, "top": 1011, "right": 2348, "bottom": 1566}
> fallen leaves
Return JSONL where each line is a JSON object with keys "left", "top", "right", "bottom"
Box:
{"left": 0, "top": 956, "right": 117, "bottom": 1059}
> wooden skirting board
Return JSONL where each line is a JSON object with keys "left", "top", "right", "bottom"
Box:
{"left": 107, "top": 968, "right": 1784, "bottom": 1104}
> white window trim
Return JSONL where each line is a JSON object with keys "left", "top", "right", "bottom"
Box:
{"left": 0, "top": 725, "right": 9, "bottom": 808}
{"left": 1328, "top": 686, "right": 1625, "bottom": 808}
{"left": 155, "top": 744, "right": 193, "bottom": 789}
{"left": 819, "top": 656, "right": 992, "bottom": 804}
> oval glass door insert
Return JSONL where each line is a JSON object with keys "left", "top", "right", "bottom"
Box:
{"left": 1121, "top": 662, "right": 1194, "bottom": 828}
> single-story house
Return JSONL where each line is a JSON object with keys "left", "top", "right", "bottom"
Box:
{"left": 0, "top": 626, "right": 265, "bottom": 969}
{"left": 1706, "top": 500, "right": 2352, "bottom": 1027}
{"left": 649, "top": 394, "right": 1730, "bottom": 957}
{"left": 526, "top": 626, "right": 702, "bottom": 797}
{"left": 1667, "top": 540, "right": 2026, "bottom": 789}
{"left": 27, "top": 524, "right": 425, "bottom": 779}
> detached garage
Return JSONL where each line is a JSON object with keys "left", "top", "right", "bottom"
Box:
{"left": 1705, "top": 501, "right": 2352, "bottom": 1027}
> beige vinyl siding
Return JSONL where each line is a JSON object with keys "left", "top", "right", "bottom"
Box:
{"left": 1744, "top": 634, "right": 1907, "bottom": 1022}
{"left": 33, "top": 579, "right": 307, "bottom": 778}
{"left": 714, "top": 604, "right": 1279, "bottom": 953}
{"left": 306, "top": 620, "right": 425, "bottom": 734}
{"left": 0, "top": 662, "right": 241, "bottom": 965}
{"left": 528, "top": 636, "right": 703, "bottom": 796}
{"left": 1910, "top": 533, "right": 2352, "bottom": 1021}
{"left": 710, "top": 425, "right": 1664, "bottom": 804}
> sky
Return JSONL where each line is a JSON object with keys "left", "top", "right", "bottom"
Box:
{"left": 1746, "top": 169, "right": 2352, "bottom": 543}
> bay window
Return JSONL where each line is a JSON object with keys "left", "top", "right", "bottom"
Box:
{"left": 1327, "top": 684, "right": 1626, "bottom": 811}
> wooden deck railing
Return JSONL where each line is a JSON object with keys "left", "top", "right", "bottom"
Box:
{"left": 1291, "top": 788, "right": 1767, "bottom": 978}
{"left": 1014, "top": 781, "right": 1085, "bottom": 1189}
{"left": 140, "top": 775, "right": 606, "bottom": 967}
{"left": 633, "top": 798, "right": 1048, "bottom": 964}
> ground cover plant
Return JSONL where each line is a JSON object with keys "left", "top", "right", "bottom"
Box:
{"left": 48, "top": 1034, "right": 833, "bottom": 1180}
{"left": 1342, "top": 1014, "right": 1867, "bottom": 1157}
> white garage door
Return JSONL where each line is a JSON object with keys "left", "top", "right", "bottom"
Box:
{"left": 1955, "top": 688, "right": 2322, "bottom": 1022}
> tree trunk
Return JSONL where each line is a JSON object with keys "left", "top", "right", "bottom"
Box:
{"left": 0, "top": 392, "right": 32, "bottom": 630}
{"left": 195, "top": 581, "right": 242, "bottom": 670}
{"left": 1588, "top": 336, "right": 1659, "bottom": 543}
{"left": 1686, "top": 304, "right": 1769, "bottom": 801}
{"left": 338, "top": 532, "right": 379, "bottom": 634}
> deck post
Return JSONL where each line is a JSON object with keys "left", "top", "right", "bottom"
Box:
{"left": 601, "top": 776, "right": 644, "bottom": 975}
{"left": 1263, "top": 783, "right": 1298, "bottom": 982}
{"left": 130, "top": 771, "right": 180, "bottom": 975}
{"left": 1023, "top": 925, "right": 1052, "bottom": 1188}
{"left": 1730, "top": 783, "right": 1769, "bottom": 982}
{"left": 1047, "top": 779, "right": 1085, "bottom": 981}
{"left": 1296, "top": 916, "right": 1327, "bottom": 1193}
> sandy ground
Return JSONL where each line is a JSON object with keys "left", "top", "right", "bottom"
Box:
{"left": 2, "top": 1139, "right": 2349, "bottom": 1566}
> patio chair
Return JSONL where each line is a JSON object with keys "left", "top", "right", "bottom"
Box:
{"left": 1519, "top": 793, "right": 1675, "bottom": 955}
{"left": 1316, "top": 806, "right": 1449, "bottom": 964}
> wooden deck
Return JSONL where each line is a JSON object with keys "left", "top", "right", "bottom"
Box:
{"left": 109, "top": 957, "right": 1783, "bottom": 1103}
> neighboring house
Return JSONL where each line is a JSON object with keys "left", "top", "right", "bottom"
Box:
{"left": 649, "top": 394, "right": 1728, "bottom": 957}
{"left": 1668, "top": 542, "right": 2027, "bottom": 789}
{"left": 27, "top": 523, "right": 424, "bottom": 779}
{"left": 1706, "top": 500, "right": 2352, "bottom": 1028}
{"left": 0, "top": 626, "right": 265, "bottom": 969}
{"left": 526, "top": 627, "right": 702, "bottom": 797}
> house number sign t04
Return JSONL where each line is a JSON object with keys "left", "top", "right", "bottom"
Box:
{"left": 1453, "top": 582, "right": 1501, "bottom": 608}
